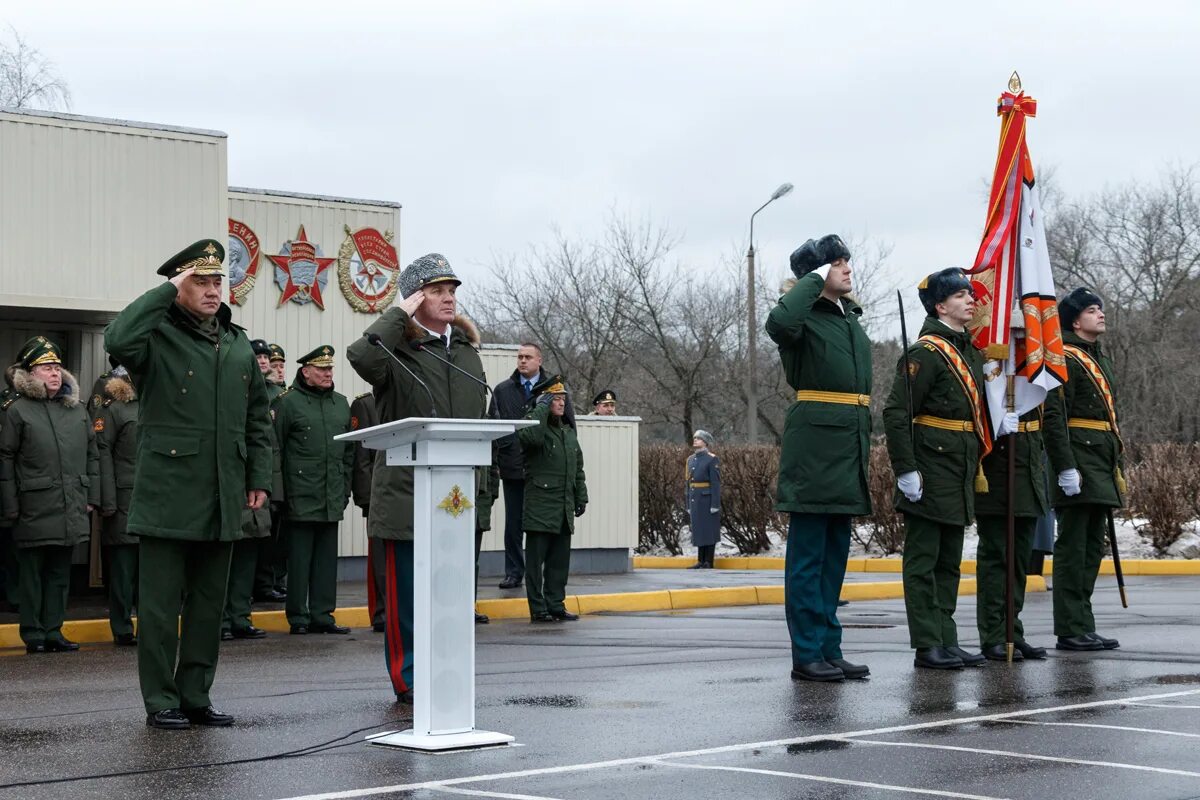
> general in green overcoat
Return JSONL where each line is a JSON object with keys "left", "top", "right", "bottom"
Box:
{"left": 95, "top": 372, "right": 140, "bottom": 644}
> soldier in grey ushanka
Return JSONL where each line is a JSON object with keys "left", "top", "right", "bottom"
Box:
{"left": 686, "top": 430, "right": 721, "bottom": 569}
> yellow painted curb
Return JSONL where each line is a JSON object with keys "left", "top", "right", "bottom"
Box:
{"left": 634, "top": 555, "right": 1200, "bottom": 576}
{"left": 575, "top": 590, "right": 673, "bottom": 615}
{"left": 669, "top": 586, "right": 759, "bottom": 609}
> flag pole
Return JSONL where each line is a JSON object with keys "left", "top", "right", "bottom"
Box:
{"left": 1004, "top": 373, "right": 1016, "bottom": 663}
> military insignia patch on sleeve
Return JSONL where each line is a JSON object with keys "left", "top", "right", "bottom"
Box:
{"left": 91, "top": 394, "right": 102, "bottom": 408}
{"left": 907, "top": 361, "right": 921, "bottom": 378}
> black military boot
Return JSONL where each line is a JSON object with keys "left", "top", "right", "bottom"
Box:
{"left": 827, "top": 658, "right": 870, "bottom": 679}
{"left": 914, "top": 646, "right": 964, "bottom": 670}
{"left": 1014, "top": 640, "right": 1047, "bottom": 659}
{"left": 790, "top": 661, "right": 845, "bottom": 682}
{"left": 1056, "top": 635, "right": 1103, "bottom": 651}
{"left": 1086, "top": 632, "right": 1120, "bottom": 649}
{"left": 146, "top": 709, "right": 190, "bottom": 730}
{"left": 946, "top": 645, "right": 986, "bottom": 667}
{"left": 982, "top": 644, "right": 1024, "bottom": 662}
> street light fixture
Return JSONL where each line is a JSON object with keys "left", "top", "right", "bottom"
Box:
{"left": 746, "top": 182, "right": 793, "bottom": 445}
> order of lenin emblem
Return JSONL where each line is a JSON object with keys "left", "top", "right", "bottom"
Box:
{"left": 227, "top": 218, "right": 261, "bottom": 306}
{"left": 268, "top": 225, "right": 335, "bottom": 309}
{"left": 337, "top": 226, "right": 400, "bottom": 313}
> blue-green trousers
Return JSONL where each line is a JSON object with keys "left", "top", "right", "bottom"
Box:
{"left": 784, "top": 513, "right": 851, "bottom": 664}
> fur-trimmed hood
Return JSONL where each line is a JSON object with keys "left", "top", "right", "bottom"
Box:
{"left": 403, "top": 313, "right": 481, "bottom": 349}
{"left": 104, "top": 376, "right": 137, "bottom": 403}
{"left": 11, "top": 366, "right": 81, "bottom": 407}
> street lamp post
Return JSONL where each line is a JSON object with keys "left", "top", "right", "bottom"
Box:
{"left": 746, "top": 182, "right": 793, "bottom": 444}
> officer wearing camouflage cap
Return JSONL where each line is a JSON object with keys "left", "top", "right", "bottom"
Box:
{"left": 105, "top": 239, "right": 273, "bottom": 729}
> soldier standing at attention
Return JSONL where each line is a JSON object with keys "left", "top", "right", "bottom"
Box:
{"left": 519, "top": 375, "right": 587, "bottom": 623}
{"left": 0, "top": 337, "right": 100, "bottom": 653}
{"left": 269, "top": 344, "right": 287, "bottom": 388}
{"left": 105, "top": 240, "right": 273, "bottom": 729}
{"left": 274, "top": 345, "right": 353, "bottom": 635}
{"left": 94, "top": 364, "right": 141, "bottom": 646}
{"left": 255, "top": 341, "right": 290, "bottom": 603}
{"left": 765, "top": 235, "right": 873, "bottom": 683}
{"left": 349, "top": 390, "right": 386, "bottom": 632}
{"left": 1043, "top": 288, "right": 1124, "bottom": 652}
{"left": 686, "top": 430, "right": 721, "bottom": 570}
{"left": 883, "top": 268, "right": 990, "bottom": 671}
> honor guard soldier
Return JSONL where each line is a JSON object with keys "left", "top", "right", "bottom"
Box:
{"left": 686, "top": 430, "right": 721, "bottom": 570}
{"left": 519, "top": 375, "right": 587, "bottom": 623}
{"left": 883, "top": 268, "right": 990, "bottom": 670}
{"left": 274, "top": 345, "right": 354, "bottom": 635}
{"left": 349, "top": 391, "right": 387, "bottom": 632}
{"left": 347, "top": 253, "right": 488, "bottom": 703}
{"left": 766, "top": 235, "right": 873, "bottom": 682}
{"left": 590, "top": 389, "right": 617, "bottom": 416}
{"left": 0, "top": 337, "right": 100, "bottom": 653}
{"left": 105, "top": 239, "right": 273, "bottom": 729}
{"left": 94, "top": 364, "right": 140, "bottom": 646}
{"left": 1043, "top": 288, "right": 1124, "bottom": 652}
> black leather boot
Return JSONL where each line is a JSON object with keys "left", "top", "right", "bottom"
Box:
{"left": 914, "top": 646, "right": 964, "bottom": 670}
{"left": 791, "top": 661, "right": 845, "bottom": 682}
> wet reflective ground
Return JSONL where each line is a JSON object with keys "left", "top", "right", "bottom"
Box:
{"left": 1, "top": 576, "right": 1198, "bottom": 800}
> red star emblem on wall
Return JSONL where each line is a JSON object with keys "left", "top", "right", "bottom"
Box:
{"left": 267, "top": 225, "right": 336, "bottom": 309}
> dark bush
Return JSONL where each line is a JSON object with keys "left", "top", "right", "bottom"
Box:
{"left": 637, "top": 444, "right": 689, "bottom": 554}
{"left": 1125, "top": 442, "right": 1200, "bottom": 555}
{"left": 716, "top": 446, "right": 786, "bottom": 555}
{"left": 855, "top": 444, "right": 905, "bottom": 555}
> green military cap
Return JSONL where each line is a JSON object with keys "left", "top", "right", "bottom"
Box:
{"left": 18, "top": 335, "right": 63, "bottom": 370}
{"left": 297, "top": 345, "right": 336, "bottom": 367}
{"left": 592, "top": 389, "right": 616, "bottom": 405}
{"left": 156, "top": 238, "right": 225, "bottom": 278}
{"left": 531, "top": 373, "right": 568, "bottom": 398}
{"left": 268, "top": 343, "right": 286, "bottom": 363}
{"left": 249, "top": 339, "right": 271, "bottom": 357}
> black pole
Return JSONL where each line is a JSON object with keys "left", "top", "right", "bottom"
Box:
{"left": 1106, "top": 510, "right": 1129, "bottom": 608}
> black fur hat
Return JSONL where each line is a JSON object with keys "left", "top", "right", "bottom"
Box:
{"left": 1058, "top": 287, "right": 1103, "bottom": 332}
{"left": 789, "top": 234, "right": 852, "bottom": 279}
{"left": 918, "top": 268, "right": 974, "bottom": 317}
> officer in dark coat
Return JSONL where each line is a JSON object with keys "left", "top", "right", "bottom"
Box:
{"left": 589, "top": 389, "right": 617, "bottom": 416}
{"left": 95, "top": 366, "right": 140, "bottom": 646}
{"left": 0, "top": 364, "right": 20, "bottom": 612}
{"left": 766, "top": 235, "right": 873, "bottom": 682}
{"left": 686, "top": 430, "right": 721, "bottom": 569}
{"left": 883, "top": 268, "right": 989, "bottom": 671}
{"left": 518, "top": 375, "right": 587, "bottom": 623}
{"left": 274, "top": 345, "right": 353, "bottom": 635}
{"left": 349, "top": 391, "right": 386, "bottom": 632}
{"left": 347, "top": 253, "right": 488, "bottom": 703}
{"left": 1043, "top": 288, "right": 1124, "bottom": 652}
{"left": 488, "top": 344, "right": 575, "bottom": 589}
{"left": 254, "top": 340, "right": 289, "bottom": 602}
{"left": 105, "top": 239, "right": 273, "bottom": 729}
{"left": 0, "top": 338, "right": 100, "bottom": 653}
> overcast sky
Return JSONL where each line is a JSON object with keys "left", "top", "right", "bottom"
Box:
{"left": 7, "top": 1, "right": 1200, "bottom": 328}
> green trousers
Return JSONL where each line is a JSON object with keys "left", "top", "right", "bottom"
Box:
{"left": 901, "top": 515, "right": 965, "bottom": 649}
{"left": 137, "top": 536, "right": 232, "bottom": 714}
{"left": 223, "top": 538, "right": 259, "bottom": 633}
{"left": 525, "top": 527, "right": 571, "bottom": 617}
{"left": 1053, "top": 505, "right": 1108, "bottom": 637}
{"left": 105, "top": 543, "right": 139, "bottom": 638}
{"left": 255, "top": 505, "right": 287, "bottom": 595}
{"left": 285, "top": 521, "right": 338, "bottom": 628}
{"left": 16, "top": 544, "right": 73, "bottom": 646}
{"left": 975, "top": 515, "right": 1035, "bottom": 647}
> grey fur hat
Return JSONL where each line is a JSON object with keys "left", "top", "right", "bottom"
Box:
{"left": 398, "top": 253, "right": 461, "bottom": 299}
{"left": 693, "top": 429, "right": 715, "bottom": 448}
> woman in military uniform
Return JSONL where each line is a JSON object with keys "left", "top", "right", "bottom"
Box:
{"left": 686, "top": 430, "right": 721, "bottom": 569}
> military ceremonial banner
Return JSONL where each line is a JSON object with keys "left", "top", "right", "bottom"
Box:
{"left": 966, "top": 77, "right": 1066, "bottom": 435}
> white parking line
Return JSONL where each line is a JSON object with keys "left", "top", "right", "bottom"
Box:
{"left": 431, "top": 788, "right": 566, "bottom": 800}
{"left": 1126, "top": 702, "right": 1200, "bottom": 710}
{"left": 274, "top": 688, "right": 1200, "bottom": 800}
{"left": 1000, "top": 719, "right": 1200, "bottom": 739}
{"left": 846, "top": 739, "right": 1200, "bottom": 778}
{"left": 650, "top": 760, "right": 1010, "bottom": 800}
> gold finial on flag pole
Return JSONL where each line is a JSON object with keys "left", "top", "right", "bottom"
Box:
{"left": 1008, "top": 71, "right": 1022, "bottom": 93}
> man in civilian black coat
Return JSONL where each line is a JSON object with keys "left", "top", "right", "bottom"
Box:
{"left": 488, "top": 343, "right": 574, "bottom": 589}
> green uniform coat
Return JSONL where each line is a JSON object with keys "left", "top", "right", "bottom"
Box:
{"left": 0, "top": 368, "right": 100, "bottom": 547}
{"left": 272, "top": 374, "right": 353, "bottom": 522}
{"left": 882, "top": 318, "right": 986, "bottom": 527}
{"left": 974, "top": 408, "right": 1049, "bottom": 518}
{"left": 104, "top": 282, "right": 274, "bottom": 540}
{"left": 349, "top": 392, "right": 378, "bottom": 514}
{"left": 346, "top": 310, "right": 487, "bottom": 540}
{"left": 1042, "top": 332, "right": 1124, "bottom": 509}
{"left": 95, "top": 377, "right": 140, "bottom": 546}
{"left": 517, "top": 402, "right": 588, "bottom": 535}
{"left": 764, "top": 271, "right": 873, "bottom": 515}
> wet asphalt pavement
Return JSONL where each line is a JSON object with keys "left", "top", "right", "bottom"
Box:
{"left": 1, "top": 575, "right": 1198, "bottom": 800}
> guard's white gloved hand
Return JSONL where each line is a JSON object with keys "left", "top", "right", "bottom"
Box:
{"left": 710, "top": 507, "right": 720, "bottom": 514}
{"left": 1058, "top": 468, "right": 1082, "bottom": 496}
{"left": 897, "top": 471, "right": 923, "bottom": 502}
{"left": 813, "top": 264, "right": 833, "bottom": 282}
{"left": 998, "top": 412, "right": 1020, "bottom": 436}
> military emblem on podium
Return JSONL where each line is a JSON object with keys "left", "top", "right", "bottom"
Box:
{"left": 227, "top": 218, "right": 262, "bottom": 306}
{"left": 268, "top": 225, "right": 335, "bottom": 309}
{"left": 337, "top": 226, "right": 400, "bottom": 313}
{"left": 437, "top": 485, "right": 474, "bottom": 518}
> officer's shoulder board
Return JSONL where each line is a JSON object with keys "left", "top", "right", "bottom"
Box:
{"left": 102, "top": 397, "right": 115, "bottom": 408}
{"left": 355, "top": 391, "right": 372, "bottom": 401}
{"left": 1, "top": 395, "right": 18, "bottom": 412}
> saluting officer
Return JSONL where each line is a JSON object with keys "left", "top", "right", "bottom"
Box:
{"left": 349, "top": 390, "right": 387, "bottom": 632}
{"left": 105, "top": 240, "right": 273, "bottom": 729}
{"left": 274, "top": 345, "right": 353, "bottom": 635}
{"left": 766, "top": 235, "right": 873, "bottom": 682}
{"left": 883, "top": 268, "right": 990, "bottom": 671}
{"left": 519, "top": 375, "right": 587, "bottom": 623}
{"left": 1043, "top": 288, "right": 1124, "bottom": 652}
{"left": 94, "top": 364, "right": 140, "bottom": 646}
{"left": 0, "top": 338, "right": 100, "bottom": 653}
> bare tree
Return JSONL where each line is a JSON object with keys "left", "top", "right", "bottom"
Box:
{"left": 0, "top": 27, "right": 71, "bottom": 110}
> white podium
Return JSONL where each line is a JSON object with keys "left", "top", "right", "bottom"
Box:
{"left": 335, "top": 417, "right": 535, "bottom": 751}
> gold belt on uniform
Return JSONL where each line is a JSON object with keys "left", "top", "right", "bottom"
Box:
{"left": 1016, "top": 420, "right": 1041, "bottom": 433}
{"left": 913, "top": 414, "right": 974, "bottom": 432}
{"left": 1067, "top": 418, "right": 1111, "bottom": 431}
{"left": 689, "top": 482, "right": 711, "bottom": 488}
{"left": 794, "top": 390, "right": 871, "bottom": 406}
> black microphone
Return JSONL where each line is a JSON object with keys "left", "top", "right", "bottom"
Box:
{"left": 409, "top": 340, "right": 491, "bottom": 396}
{"left": 365, "top": 333, "right": 438, "bottom": 417}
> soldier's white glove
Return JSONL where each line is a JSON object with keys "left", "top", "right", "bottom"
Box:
{"left": 998, "top": 412, "right": 1020, "bottom": 436}
{"left": 813, "top": 264, "right": 833, "bottom": 282}
{"left": 1058, "top": 468, "right": 1082, "bottom": 496}
{"left": 897, "top": 471, "right": 923, "bottom": 502}
{"left": 709, "top": 507, "right": 719, "bottom": 514}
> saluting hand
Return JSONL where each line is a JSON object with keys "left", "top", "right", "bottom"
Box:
{"left": 398, "top": 289, "right": 426, "bottom": 317}
{"left": 169, "top": 266, "right": 197, "bottom": 291}
{"left": 247, "top": 489, "right": 268, "bottom": 510}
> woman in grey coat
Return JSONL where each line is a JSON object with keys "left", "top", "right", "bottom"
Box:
{"left": 686, "top": 430, "right": 721, "bottom": 569}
